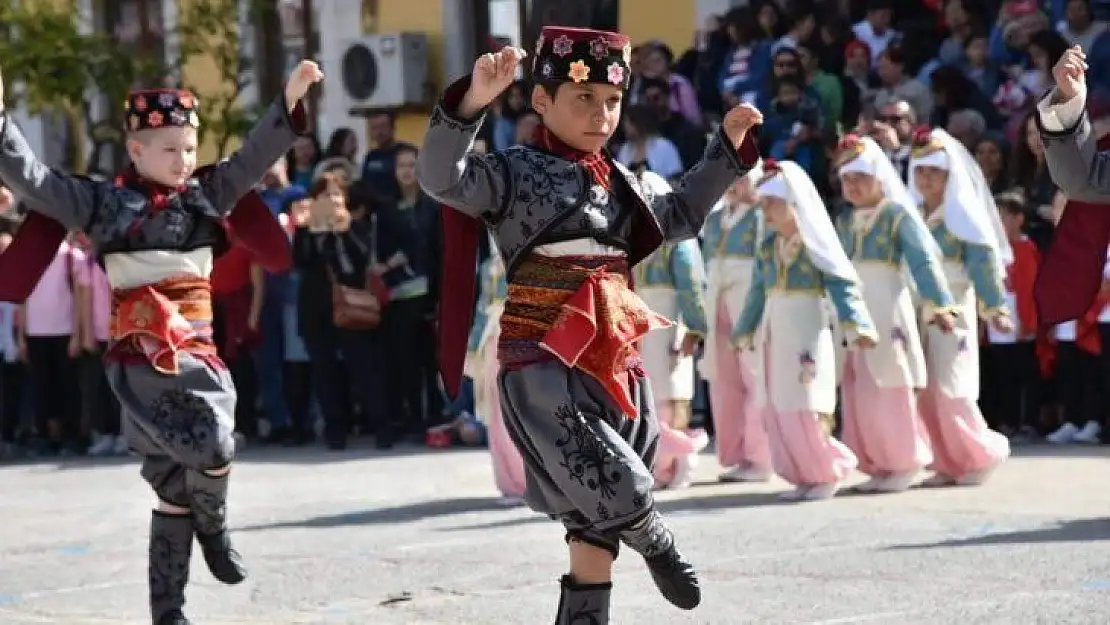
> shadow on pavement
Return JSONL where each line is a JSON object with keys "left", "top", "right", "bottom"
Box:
{"left": 885, "top": 517, "right": 1110, "bottom": 550}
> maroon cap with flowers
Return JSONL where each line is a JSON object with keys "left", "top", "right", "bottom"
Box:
{"left": 124, "top": 89, "right": 201, "bottom": 133}
{"left": 532, "top": 26, "right": 632, "bottom": 90}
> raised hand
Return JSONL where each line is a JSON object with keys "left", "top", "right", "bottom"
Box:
{"left": 285, "top": 60, "right": 325, "bottom": 108}
{"left": 721, "top": 103, "right": 763, "bottom": 149}
{"left": 1053, "top": 45, "right": 1087, "bottom": 101}
{"left": 460, "top": 47, "right": 527, "bottom": 118}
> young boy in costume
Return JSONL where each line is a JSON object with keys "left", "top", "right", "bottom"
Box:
{"left": 418, "top": 27, "right": 762, "bottom": 623}
{"left": 0, "top": 61, "right": 322, "bottom": 624}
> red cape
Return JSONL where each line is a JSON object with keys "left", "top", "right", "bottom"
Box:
{"left": 0, "top": 164, "right": 291, "bottom": 303}
{"left": 1034, "top": 133, "right": 1110, "bottom": 327}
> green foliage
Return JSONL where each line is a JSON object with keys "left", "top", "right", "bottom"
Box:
{"left": 0, "top": 0, "right": 266, "bottom": 168}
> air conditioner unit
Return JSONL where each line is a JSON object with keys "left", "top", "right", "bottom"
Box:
{"left": 337, "top": 33, "right": 429, "bottom": 110}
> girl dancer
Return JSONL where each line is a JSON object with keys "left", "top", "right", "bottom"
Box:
{"left": 733, "top": 159, "right": 874, "bottom": 500}
{"left": 635, "top": 171, "right": 711, "bottom": 490}
{"left": 467, "top": 232, "right": 527, "bottom": 505}
{"left": 833, "top": 135, "right": 955, "bottom": 494}
{"left": 909, "top": 128, "right": 1013, "bottom": 486}
{"left": 700, "top": 165, "right": 772, "bottom": 483}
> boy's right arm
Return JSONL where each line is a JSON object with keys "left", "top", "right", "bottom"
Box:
{"left": 0, "top": 114, "right": 97, "bottom": 230}
{"left": 415, "top": 77, "right": 510, "bottom": 220}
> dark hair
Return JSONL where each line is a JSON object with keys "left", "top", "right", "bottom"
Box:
{"left": 881, "top": 44, "right": 906, "bottom": 66}
{"left": 499, "top": 80, "right": 529, "bottom": 120}
{"left": 1028, "top": 30, "right": 1070, "bottom": 69}
{"left": 285, "top": 132, "right": 321, "bottom": 180}
{"left": 623, "top": 105, "right": 661, "bottom": 138}
{"left": 723, "top": 7, "right": 758, "bottom": 45}
{"left": 776, "top": 75, "right": 806, "bottom": 92}
{"left": 395, "top": 143, "right": 419, "bottom": 160}
{"left": 324, "top": 127, "right": 356, "bottom": 160}
{"left": 534, "top": 79, "right": 563, "bottom": 100}
{"left": 994, "top": 189, "right": 1027, "bottom": 216}
{"left": 347, "top": 179, "right": 377, "bottom": 213}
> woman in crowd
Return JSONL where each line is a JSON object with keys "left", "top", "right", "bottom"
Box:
{"left": 292, "top": 172, "right": 387, "bottom": 450}
{"left": 323, "top": 127, "right": 360, "bottom": 165}
{"left": 286, "top": 132, "right": 322, "bottom": 190}
{"left": 616, "top": 105, "right": 684, "bottom": 181}
{"left": 973, "top": 134, "right": 1013, "bottom": 194}
{"left": 1011, "top": 110, "right": 1058, "bottom": 250}
{"left": 491, "top": 81, "right": 530, "bottom": 152}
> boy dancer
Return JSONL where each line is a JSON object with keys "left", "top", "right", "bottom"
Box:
{"left": 0, "top": 61, "right": 321, "bottom": 624}
{"left": 419, "top": 28, "right": 761, "bottom": 623}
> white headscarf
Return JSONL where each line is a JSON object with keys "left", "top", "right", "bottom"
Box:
{"left": 758, "top": 161, "right": 859, "bottom": 283}
{"left": 702, "top": 159, "right": 766, "bottom": 218}
{"left": 908, "top": 129, "right": 1013, "bottom": 269}
{"left": 837, "top": 135, "right": 943, "bottom": 257}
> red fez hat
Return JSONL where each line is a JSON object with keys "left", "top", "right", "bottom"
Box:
{"left": 532, "top": 26, "right": 633, "bottom": 90}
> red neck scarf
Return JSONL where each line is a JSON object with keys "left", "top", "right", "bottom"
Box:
{"left": 535, "top": 125, "right": 612, "bottom": 190}
{"left": 114, "top": 165, "right": 189, "bottom": 212}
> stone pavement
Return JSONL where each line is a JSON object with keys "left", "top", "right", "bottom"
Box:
{"left": 1, "top": 444, "right": 1108, "bottom": 625}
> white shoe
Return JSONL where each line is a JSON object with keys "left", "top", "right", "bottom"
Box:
{"left": 853, "top": 476, "right": 886, "bottom": 492}
{"left": 718, "top": 465, "right": 772, "bottom": 483}
{"left": 112, "top": 436, "right": 130, "bottom": 456}
{"left": 920, "top": 473, "right": 957, "bottom": 488}
{"left": 801, "top": 482, "right": 839, "bottom": 500}
{"left": 875, "top": 471, "right": 918, "bottom": 493}
{"left": 1047, "top": 422, "right": 1080, "bottom": 444}
{"left": 495, "top": 495, "right": 525, "bottom": 507}
{"left": 1074, "top": 421, "right": 1102, "bottom": 444}
{"left": 87, "top": 435, "right": 116, "bottom": 456}
{"left": 778, "top": 486, "right": 809, "bottom": 501}
{"left": 669, "top": 453, "right": 699, "bottom": 489}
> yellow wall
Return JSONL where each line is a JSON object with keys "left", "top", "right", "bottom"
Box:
{"left": 370, "top": 0, "right": 444, "bottom": 147}
{"left": 619, "top": 0, "right": 696, "bottom": 58}
{"left": 177, "top": 0, "right": 241, "bottom": 162}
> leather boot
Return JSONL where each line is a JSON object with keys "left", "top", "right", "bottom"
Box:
{"left": 554, "top": 575, "right": 611, "bottom": 625}
{"left": 618, "top": 510, "right": 700, "bottom": 609}
{"left": 186, "top": 470, "right": 247, "bottom": 584}
{"left": 149, "top": 512, "right": 193, "bottom": 625}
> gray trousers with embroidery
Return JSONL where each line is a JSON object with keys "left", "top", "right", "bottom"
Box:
{"left": 498, "top": 359, "right": 660, "bottom": 556}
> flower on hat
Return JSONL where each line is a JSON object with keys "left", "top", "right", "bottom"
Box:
{"left": 179, "top": 93, "right": 195, "bottom": 108}
{"left": 129, "top": 114, "right": 140, "bottom": 131}
{"left": 606, "top": 62, "right": 624, "bottom": 85}
{"left": 134, "top": 95, "right": 148, "bottom": 112}
{"left": 158, "top": 92, "right": 176, "bottom": 108}
{"left": 148, "top": 110, "right": 164, "bottom": 128}
{"left": 911, "top": 126, "right": 933, "bottom": 148}
{"left": 568, "top": 60, "right": 590, "bottom": 83}
{"left": 170, "top": 108, "right": 187, "bottom": 126}
{"left": 541, "top": 61, "right": 555, "bottom": 78}
{"left": 553, "top": 35, "right": 573, "bottom": 57}
{"left": 589, "top": 37, "right": 609, "bottom": 60}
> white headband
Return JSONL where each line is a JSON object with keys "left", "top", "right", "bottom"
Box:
{"left": 757, "top": 174, "right": 790, "bottom": 202}
{"left": 837, "top": 152, "right": 876, "bottom": 176}
{"left": 911, "top": 149, "right": 950, "bottom": 171}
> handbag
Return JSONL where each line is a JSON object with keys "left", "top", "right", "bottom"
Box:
{"left": 331, "top": 214, "right": 391, "bottom": 330}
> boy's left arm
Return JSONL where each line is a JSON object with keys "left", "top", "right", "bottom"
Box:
{"left": 202, "top": 61, "right": 320, "bottom": 214}
{"left": 669, "top": 240, "right": 710, "bottom": 340}
{"left": 647, "top": 105, "right": 763, "bottom": 243}
{"left": 648, "top": 126, "right": 761, "bottom": 243}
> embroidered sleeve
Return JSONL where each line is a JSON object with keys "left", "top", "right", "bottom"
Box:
{"left": 416, "top": 76, "right": 511, "bottom": 220}
{"left": 0, "top": 113, "right": 98, "bottom": 230}
{"left": 732, "top": 246, "right": 769, "bottom": 348}
{"left": 894, "top": 208, "right": 956, "bottom": 313}
{"left": 960, "top": 240, "right": 1008, "bottom": 317}
{"left": 203, "top": 94, "right": 308, "bottom": 215}
{"left": 647, "top": 127, "right": 761, "bottom": 243}
{"left": 669, "top": 240, "right": 710, "bottom": 337}
{"left": 821, "top": 270, "right": 876, "bottom": 342}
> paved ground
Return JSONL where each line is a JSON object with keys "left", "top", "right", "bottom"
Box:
{"left": 0, "top": 443, "right": 1108, "bottom": 625}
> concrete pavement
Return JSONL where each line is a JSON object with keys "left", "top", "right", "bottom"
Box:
{"left": 1, "top": 444, "right": 1108, "bottom": 624}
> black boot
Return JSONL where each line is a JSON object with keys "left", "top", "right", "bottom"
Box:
{"left": 618, "top": 510, "right": 700, "bottom": 610}
{"left": 554, "top": 575, "right": 611, "bottom": 625}
{"left": 149, "top": 512, "right": 193, "bottom": 625}
{"left": 186, "top": 470, "right": 247, "bottom": 585}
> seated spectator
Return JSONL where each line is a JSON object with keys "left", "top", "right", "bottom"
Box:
{"left": 754, "top": 0, "right": 784, "bottom": 41}
{"left": 947, "top": 108, "right": 987, "bottom": 148}
{"left": 639, "top": 77, "right": 707, "bottom": 170}
{"left": 615, "top": 105, "right": 684, "bottom": 181}
{"left": 638, "top": 41, "right": 703, "bottom": 127}
{"left": 762, "top": 75, "right": 822, "bottom": 172}
{"left": 964, "top": 28, "right": 1005, "bottom": 100}
{"left": 717, "top": 7, "right": 772, "bottom": 109}
{"left": 772, "top": 1, "right": 817, "bottom": 55}
{"left": 755, "top": 47, "right": 822, "bottom": 111}
{"left": 797, "top": 40, "right": 844, "bottom": 131}
{"left": 874, "top": 44, "right": 934, "bottom": 123}
{"left": 973, "top": 133, "right": 1013, "bottom": 193}
{"left": 491, "top": 80, "right": 529, "bottom": 152}
{"left": 842, "top": 39, "right": 878, "bottom": 122}
{"left": 853, "top": 0, "right": 898, "bottom": 64}
{"left": 1057, "top": 0, "right": 1107, "bottom": 50}
{"left": 930, "top": 64, "right": 1000, "bottom": 130}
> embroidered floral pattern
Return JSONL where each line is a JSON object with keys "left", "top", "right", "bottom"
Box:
{"left": 568, "top": 60, "right": 590, "bottom": 83}
{"left": 553, "top": 403, "right": 622, "bottom": 500}
{"left": 552, "top": 35, "right": 574, "bottom": 57}
{"left": 542, "top": 60, "right": 555, "bottom": 78}
{"left": 891, "top": 326, "right": 908, "bottom": 347}
{"left": 149, "top": 388, "right": 225, "bottom": 465}
{"left": 589, "top": 37, "right": 609, "bottom": 60}
{"left": 606, "top": 62, "right": 625, "bottom": 85}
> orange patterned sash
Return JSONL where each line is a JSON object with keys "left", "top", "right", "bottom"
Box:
{"left": 500, "top": 254, "right": 671, "bottom": 418}
{"left": 109, "top": 275, "right": 216, "bottom": 374}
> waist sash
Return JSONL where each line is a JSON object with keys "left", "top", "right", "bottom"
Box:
{"left": 108, "top": 275, "right": 218, "bottom": 374}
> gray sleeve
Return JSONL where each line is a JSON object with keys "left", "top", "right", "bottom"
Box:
{"left": 1036, "top": 87, "right": 1110, "bottom": 202}
{"left": 0, "top": 114, "right": 97, "bottom": 230}
{"left": 647, "top": 127, "right": 761, "bottom": 243}
{"left": 415, "top": 77, "right": 510, "bottom": 219}
{"left": 202, "top": 95, "right": 306, "bottom": 215}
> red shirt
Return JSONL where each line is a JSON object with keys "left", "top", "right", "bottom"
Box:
{"left": 211, "top": 244, "right": 254, "bottom": 296}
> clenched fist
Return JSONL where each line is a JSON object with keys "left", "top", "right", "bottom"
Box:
{"left": 285, "top": 60, "right": 324, "bottom": 110}
{"left": 460, "top": 47, "right": 527, "bottom": 118}
{"left": 722, "top": 103, "right": 763, "bottom": 149}
{"left": 1053, "top": 45, "right": 1088, "bottom": 101}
